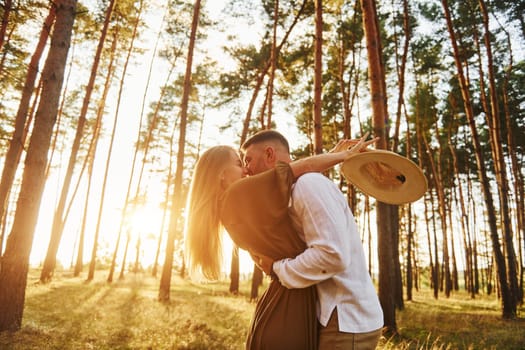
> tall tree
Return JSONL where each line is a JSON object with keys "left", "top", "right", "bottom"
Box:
{"left": 74, "top": 29, "right": 116, "bottom": 277}
{"left": 313, "top": 0, "right": 323, "bottom": 155}
{"left": 360, "top": 0, "right": 397, "bottom": 334}
{"left": 478, "top": 0, "right": 519, "bottom": 306}
{"left": 159, "top": 0, "right": 201, "bottom": 302}
{"left": 0, "top": 0, "right": 76, "bottom": 331}
{"left": 0, "top": 4, "right": 56, "bottom": 257}
{"left": 88, "top": 0, "right": 144, "bottom": 281}
{"left": 39, "top": 0, "right": 116, "bottom": 283}
{"left": 0, "top": 0, "right": 12, "bottom": 53}
{"left": 441, "top": 0, "right": 516, "bottom": 318}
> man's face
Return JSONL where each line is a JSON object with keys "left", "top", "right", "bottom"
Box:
{"left": 243, "top": 143, "right": 273, "bottom": 175}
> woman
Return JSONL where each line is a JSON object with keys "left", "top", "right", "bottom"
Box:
{"left": 184, "top": 134, "right": 374, "bottom": 349}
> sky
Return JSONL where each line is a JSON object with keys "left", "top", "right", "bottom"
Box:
{"left": 25, "top": 0, "right": 267, "bottom": 275}
{"left": 18, "top": 0, "right": 486, "bottom": 276}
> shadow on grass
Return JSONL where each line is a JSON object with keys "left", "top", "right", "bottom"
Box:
{"left": 382, "top": 294, "right": 525, "bottom": 350}
{"left": 0, "top": 272, "right": 252, "bottom": 349}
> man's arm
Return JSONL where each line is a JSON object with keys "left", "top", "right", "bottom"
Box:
{"left": 288, "top": 133, "right": 377, "bottom": 179}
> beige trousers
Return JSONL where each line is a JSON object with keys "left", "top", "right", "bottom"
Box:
{"left": 318, "top": 309, "right": 382, "bottom": 350}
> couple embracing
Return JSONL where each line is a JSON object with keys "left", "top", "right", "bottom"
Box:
{"left": 184, "top": 130, "right": 384, "bottom": 350}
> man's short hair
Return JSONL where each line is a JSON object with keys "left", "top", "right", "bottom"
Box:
{"left": 241, "top": 130, "right": 290, "bottom": 153}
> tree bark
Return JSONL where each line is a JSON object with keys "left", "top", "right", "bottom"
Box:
{"left": 478, "top": 0, "right": 519, "bottom": 307}
{"left": 159, "top": 0, "right": 201, "bottom": 302}
{"left": 360, "top": 0, "right": 396, "bottom": 334}
{"left": 0, "top": 0, "right": 12, "bottom": 53}
{"left": 0, "top": 4, "right": 56, "bottom": 252}
{"left": 39, "top": 0, "right": 116, "bottom": 283}
{"left": 441, "top": 0, "right": 515, "bottom": 318}
{"left": 0, "top": 0, "right": 76, "bottom": 331}
{"left": 88, "top": 0, "right": 144, "bottom": 281}
{"left": 313, "top": 0, "right": 323, "bottom": 155}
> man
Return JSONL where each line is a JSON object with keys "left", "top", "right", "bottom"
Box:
{"left": 242, "top": 130, "right": 383, "bottom": 350}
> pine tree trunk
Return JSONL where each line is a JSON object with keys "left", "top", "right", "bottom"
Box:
{"left": 391, "top": 0, "right": 411, "bottom": 153}
{"left": 501, "top": 40, "right": 525, "bottom": 301}
{"left": 441, "top": 0, "right": 515, "bottom": 318}
{"left": 0, "top": 4, "right": 56, "bottom": 246}
{"left": 250, "top": 265, "right": 263, "bottom": 301}
{"left": 425, "top": 129, "right": 451, "bottom": 297}
{"left": 360, "top": 0, "right": 396, "bottom": 334}
{"left": 0, "top": 0, "right": 76, "bottom": 331}
{"left": 40, "top": 0, "right": 116, "bottom": 283}
{"left": 159, "top": 0, "right": 201, "bottom": 302}
{"left": 405, "top": 120, "right": 413, "bottom": 301}
{"left": 88, "top": 0, "right": 143, "bottom": 282}
{"left": 313, "top": 0, "right": 323, "bottom": 155}
{"left": 449, "top": 139, "right": 475, "bottom": 297}
{"left": 478, "top": 0, "right": 519, "bottom": 308}
{"left": 0, "top": 0, "right": 12, "bottom": 52}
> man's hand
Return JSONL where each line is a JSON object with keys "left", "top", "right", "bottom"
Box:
{"left": 250, "top": 251, "right": 275, "bottom": 276}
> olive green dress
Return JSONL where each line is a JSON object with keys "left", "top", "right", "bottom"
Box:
{"left": 220, "top": 162, "right": 318, "bottom": 350}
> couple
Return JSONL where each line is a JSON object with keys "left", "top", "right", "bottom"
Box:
{"left": 184, "top": 130, "right": 383, "bottom": 349}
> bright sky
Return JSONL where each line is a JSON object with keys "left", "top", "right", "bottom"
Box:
{"left": 25, "top": 0, "right": 267, "bottom": 275}
{"left": 21, "top": 0, "right": 463, "bottom": 277}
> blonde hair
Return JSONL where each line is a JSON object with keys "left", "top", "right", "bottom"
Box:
{"left": 184, "top": 145, "right": 236, "bottom": 280}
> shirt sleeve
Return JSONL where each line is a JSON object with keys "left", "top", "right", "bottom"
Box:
{"left": 273, "top": 173, "right": 353, "bottom": 289}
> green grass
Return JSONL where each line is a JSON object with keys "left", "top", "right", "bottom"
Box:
{"left": 0, "top": 270, "right": 523, "bottom": 349}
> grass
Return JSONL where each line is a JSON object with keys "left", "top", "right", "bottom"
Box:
{"left": 385, "top": 290, "right": 525, "bottom": 349}
{"left": 0, "top": 269, "right": 523, "bottom": 349}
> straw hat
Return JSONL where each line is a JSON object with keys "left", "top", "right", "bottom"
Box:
{"left": 341, "top": 150, "right": 427, "bottom": 205}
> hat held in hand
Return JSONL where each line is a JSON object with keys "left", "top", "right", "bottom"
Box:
{"left": 341, "top": 150, "right": 427, "bottom": 205}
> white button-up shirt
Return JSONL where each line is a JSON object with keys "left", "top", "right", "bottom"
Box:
{"left": 272, "top": 173, "right": 384, "bottom": 333}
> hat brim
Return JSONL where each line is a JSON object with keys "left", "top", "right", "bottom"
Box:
{"left": 341, "top": 150, "right": 427, "bottom": 205}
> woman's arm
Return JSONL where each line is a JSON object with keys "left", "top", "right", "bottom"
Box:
{"left": 289, "top": 133, "right": 378, "bottom": 179}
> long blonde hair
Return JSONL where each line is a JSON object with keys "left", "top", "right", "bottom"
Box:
{"left": 184, "top": 145, "right": 236, "bottom": 280}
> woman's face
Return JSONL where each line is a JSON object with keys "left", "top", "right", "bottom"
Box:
{"left": 221, "top": 150, "right": 247, "bottom": 189}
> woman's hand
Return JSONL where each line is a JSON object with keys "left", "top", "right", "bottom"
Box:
{"left": 330, "top": 132, "right": 379, "bottom": 154}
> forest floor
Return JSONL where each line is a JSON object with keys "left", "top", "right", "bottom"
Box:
{"left": 0, "top": 269, "right": 523, "bottom": 349}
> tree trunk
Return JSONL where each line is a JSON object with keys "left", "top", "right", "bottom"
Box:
{"left": 0, "top": 0, "right": 12, "bottom": 53}
{"left": 117, "top": 38, "right": 179, "bottom": 282}
{"left": 0, "top": 0, "right": 76, "bottom": 331}
{"left": 119, "top": 232, "right": 131, "bottom": 280}
{"left": 422, "top": 120, "right": 451, "bottom": 297}
{"left": 154, "top": 107, "right": 178, "bottom": 279}
{"left": 441, "top": 0, "right": 515, "bottom": 318}
{"left": 405, "top": 120, "right": 413, "bottom": 301}
{"left": 478, "top": 0, "right": 519, "bottom": 307}
{"left": 238, "top": 0, "right": 308, "bottom": 144}
{"left": 40, "top": 0, "right": 116, "bottom": 283}
{"left": 313, "top": 0, "right": 323, "bottom": 155}
{"left": 391, "top": 0, "right": 411, "bottom": 153}
{"left": 88, "top": 0, "right": 143, "bottom": 281}
{"left": 0, "top": 4, "right": 56, "bottom": 247}
{"left": 360, "top": 0, "right": 396, "bottom": 334}
{"left": 500, "top": 31, "right": 525, "bottom": 302}
{"left": 250, "top": 265, "right": 264, "bottom": 301}
{"left": 449, "top": 137, "right": 474, "bottom": 298}
{"left": 159, "top": 0, "right": 201, "bottom": 302}
{"left": 265, "top": 0, "right": 278, "bottom": 128}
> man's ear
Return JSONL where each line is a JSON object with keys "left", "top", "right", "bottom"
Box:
{"left": 264, "top": 146, "right": 276, "bottom": 163}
